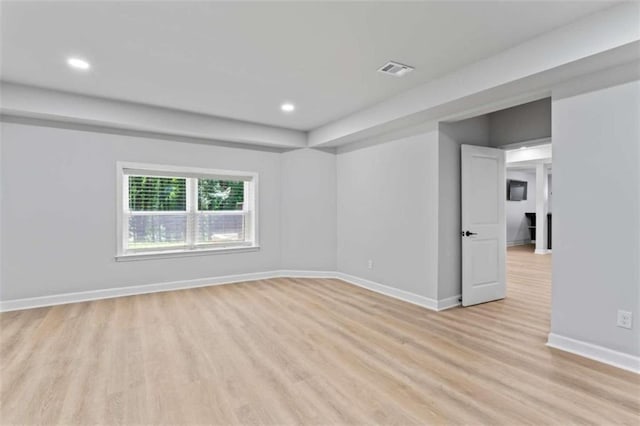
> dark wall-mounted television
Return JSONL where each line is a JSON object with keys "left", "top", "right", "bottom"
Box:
{"left": 507, "top": 179, "right": 528, "bottom": 201}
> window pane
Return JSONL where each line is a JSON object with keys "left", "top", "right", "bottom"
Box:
{"left": 198, "top": 179, "right": 244, "bottom": 211}
{"left": 196, "top": 212, "right": 246, "bottom": 244}
{"left": 128, "top": 213, "right": 188, "bottom": 250}
{"left": 128, "top": 176, "right": 186, "bottom": 211}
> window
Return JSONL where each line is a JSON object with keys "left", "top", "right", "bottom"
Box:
{"left": 117, "top": 163, "right": 258, "bottom": 259}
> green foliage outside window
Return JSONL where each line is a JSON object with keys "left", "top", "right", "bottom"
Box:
{"left": 128, "top": 176, "right": 186, "bottom": 211}
{"left": 127, "top": 175, "right": 247, "bottom": 250}
{"left": 128, "top": 177, "right": 245, "bottom": 212}
{"left": 198, "top": 179, "right": 244, "bottom": 211}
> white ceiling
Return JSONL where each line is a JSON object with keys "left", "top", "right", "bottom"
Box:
{"left": 0, "top": 1, "right": 615, "bottom": 131}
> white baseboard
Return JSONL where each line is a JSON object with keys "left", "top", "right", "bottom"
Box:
{"left": 437, "top": 295, "right": 462, "bottom": 311}
{"left": 334, "top": 272, "right": 459, "bottom": 312}
{"left": 507, "top": 240, "right": 532, "bottom": 247}
{"left": 535, "top": 248, "right": 550, "bottom": 255}
{"left": 547, "top": 333, "right": 640, "bottom": 374}
{"left": 0, "top": 271, "right": 284, "bottom": 312}
{"left": 277, "top": 270, "right": 337, "bottom": 279}
{"left": 0, "top": 269, "right": 451, "bottom": 315}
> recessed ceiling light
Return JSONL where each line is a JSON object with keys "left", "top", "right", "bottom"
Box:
{"left": 281, "top": 103, "right": 295, "bottom": 112}
{"left": 67, "top": 57, "right": 91, "bottom": 71}
{"left": 520, "top": 146, "right": 528, "bottom": 150}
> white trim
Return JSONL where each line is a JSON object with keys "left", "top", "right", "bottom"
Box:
{"left": 547, "top": 333, "right": 640, "bottom": 374}
{"left": 186, "top": 177, "right": 196, "bottom": 248}
{"left": 0, "top": 271, "right": 279, "bottom": 313}
{"left": 507, "top": 240, "right": 532, "bottom": 247}
{"left": 534, "top": 162, "right": 549, "bottom": 255}
{"left": 0, "top": 270, "right": 336, "bottom": 312}
{"left": 437, "top": 295, "right": 462, "bottom": 311}
{"left": 277, "top": 270, "right": 337, "bottom": 279}
{"left": 500, "top": 137, "right": 552, "bottom": 151}
{"left": 0, "top": 270, "right": 455, "bottom": 313}
{"left": 118, "top": 161, "right": 259, "bottom": 181}
{"left": 334, "top": 272, "right": 441, "bottom": 311}
{"left": 115, "top": 245, "right": 260, "bottom": 261}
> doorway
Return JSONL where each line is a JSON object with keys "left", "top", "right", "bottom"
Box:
{"left": 453, "top": 98, "right": 553, "bottom": 307}
{"left": 460, "top": 141, "right": 554, "bottom": 307}
{"left": 505, "top": 149, "right": 553, "bottom": 307}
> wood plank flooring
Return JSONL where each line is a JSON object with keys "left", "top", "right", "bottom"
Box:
{"left": 1, "top": 245, "right": 639, "bottom": 424}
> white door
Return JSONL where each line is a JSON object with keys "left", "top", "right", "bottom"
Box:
{"left": 461, "top": 145, "right": 506, "bottom": 307}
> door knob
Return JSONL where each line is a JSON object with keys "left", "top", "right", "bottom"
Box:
{"left": 464, "top": 231, "right": 478, "bottom": 237}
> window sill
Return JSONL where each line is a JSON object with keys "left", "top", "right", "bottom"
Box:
{"left": 115, "top": 245, "right": 260, "bottom": 262}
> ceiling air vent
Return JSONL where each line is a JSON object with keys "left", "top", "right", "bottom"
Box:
{"left": 377, "top": 61, "right": 414, "bottom": 77}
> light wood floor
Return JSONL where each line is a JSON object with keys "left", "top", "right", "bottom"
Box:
{"left": 1, "top": 245, "right": 638, "bottom": 425}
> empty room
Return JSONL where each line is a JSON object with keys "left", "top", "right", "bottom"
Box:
{"left": 1, "top": 1, "right": 638, "bottom": 425}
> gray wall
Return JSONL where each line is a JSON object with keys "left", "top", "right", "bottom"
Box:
{"left": 0, "top": 122, "right": 281, "bottom": 300}
{"left": 437, "top": 117, "right": 490, "bottom": 299}
{"left": 336, "top": 132, "right": 440, "bottom": 299}
{"left": 281, "top": 149, "right": 336, "bottom": 271}
{"left": 0, "top": 121, "right": 337, "bottom": 301}
{"left": 335, "top": 117, "right": 491, "bottom": 303}
{"left": 551, "top": 80, "right": 639, "bottom": 356}
{"left": 488, "top": 98, "right": 551, "bottom": 146}
{"left": 506, "top": 170, "right": 536, "bottom": 245}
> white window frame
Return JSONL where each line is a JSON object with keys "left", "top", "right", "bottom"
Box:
{"left": 116, "top": 162, "right": 259, "bottom": 261}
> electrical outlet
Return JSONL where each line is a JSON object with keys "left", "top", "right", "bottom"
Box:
{"left": 617, "top": 310, "right": 633, "bottom": 329}
{"left": 367, "top": 259, "right": 373, "bottom": 269}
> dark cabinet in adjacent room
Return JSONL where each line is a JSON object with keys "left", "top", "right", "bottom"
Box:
{"left": 524, "top": 212, "right": 552, "bottom": 249}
